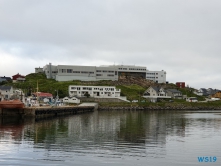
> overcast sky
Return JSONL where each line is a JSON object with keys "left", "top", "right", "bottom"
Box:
{"left": 0, "top": 0, "right": 221, "bottom": 89}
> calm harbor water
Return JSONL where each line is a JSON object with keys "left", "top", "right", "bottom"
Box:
{"left": 0, "top": 110, "right": 221, "bottom": 166}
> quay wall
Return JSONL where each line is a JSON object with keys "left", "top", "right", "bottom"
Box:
{"left": 0, "top": 105, "right": 96, "bottom": 117}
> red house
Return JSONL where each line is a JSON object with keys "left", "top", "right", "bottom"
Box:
{"left": 33, "top": 92, "right": 53, "bottom": 101}
{"left": 12, "top": 73, "right": 26, "bottom": 83}
{"left": 176, "top": 82, "right": 185, "bottom": 88}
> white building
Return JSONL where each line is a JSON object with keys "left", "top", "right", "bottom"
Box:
{"left": 63, "top": 97, "right": 80, "bottom": 104}
{"left": 146, "top": 70, "right": 167, "bottom": 83}
{"left": 143, "top": 86, "right": 171, "bottom": 102}
{"left": 42, "top": 63, "right": 147, "bottom": 81}
{"left": 0, "top": 86, "right": 14, "bottom": 100}
{"left": 69, "top": 85, "right": 122, "bottom": 99}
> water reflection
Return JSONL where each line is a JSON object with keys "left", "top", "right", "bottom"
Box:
{"left": 0, "top": 110, "right": 221, "bottom": 165}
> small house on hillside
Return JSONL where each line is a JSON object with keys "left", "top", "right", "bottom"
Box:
{"left": 194, "top": 88, "right": 208, "bottom": 96}
{"left": 176, "top": 82, "right": 185, "bottom": 88}
{"left": 143, "top": 86, "right": 171, "bottom": 102}
{"left": 12, "top": 73, "right": 25, "bottom": 83}
{"left": 0, "top": 86, "right": 14, "bottom": 100}
{"left": 166, "top": 89, "right": 183, "bottom": 99}
{"left": 0, "top": 76, "right": 12, "bottom": 83}
{"left": 211, "top": 91, "right": 221, "bottom": 99}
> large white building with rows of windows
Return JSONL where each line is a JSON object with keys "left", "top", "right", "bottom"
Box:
{"left": 37, "top": 63, "right": 167, "bottom": 83}
{"left": 146, "top": 70, "right": 167, "bottom": 84}
{"left": 69, "top": 85, "right": 121, "bottom": 98}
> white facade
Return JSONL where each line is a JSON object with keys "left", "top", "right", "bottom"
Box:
{"left": 143, "top": 86, "right": 171, "bottom": 102}
{"left": 0, "top": 86, "right": 14, "bottom": 100}
{"left": 146, "top": 70, "right": 166, "bottom": 83}
{"left": 41, "top": 63, "right": 168, "bottom": 83}
{"left": 186, "top": 97, "right": 198, "bottom": 102}
{"left": 69, "top": 85, "right": 121, "bottom": 98}
{"left": 42, "top": 63, "right": 147, "bottom": 81}
{"left": 63, "top": 97, "right": 80, "bottom": 104}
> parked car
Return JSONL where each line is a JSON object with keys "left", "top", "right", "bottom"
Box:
{"left": 186, "top": 97, "right": 198, "bottom": 102}
{"left": 132, "top": 100, "right": 138, "bottom": 102}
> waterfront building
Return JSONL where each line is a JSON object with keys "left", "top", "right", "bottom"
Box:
{"left": 0, "top": 86, "right": 14, "bottom": 100}
{"left": 32, "top": 92, "right": 53, "bottom": 101}
{"left": 69, "top": 85, "right": 121, "bottom": 98}
{"left": 143, "top": 86, "right": 171, "bottom": 102}
{"left": 63, "top": 97, "right": 80, "bottom": 104}
{"left": 41, "top": 63, "right": 168, "bottom": 82}
{"left": 165, "top": 89, "right": 183, "bottom": 99}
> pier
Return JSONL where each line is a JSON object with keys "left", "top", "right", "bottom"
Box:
{"left": 0, "top": 103, "right": 98, "bottom": 117}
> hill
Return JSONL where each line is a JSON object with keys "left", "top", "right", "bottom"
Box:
{"left": 5, "top": 73, "right": 205, "bottom": 102}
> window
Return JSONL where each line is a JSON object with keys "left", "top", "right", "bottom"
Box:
{"left": 73, "top": 71, "right": 80, "bottom": 73}
{"left": 67, "top": 69, "right": 72, "bottom": 73}
{"left": 107, "top": 74, "right": 114, "bottom": 77}
{"left": 103, "top": 70, "right": 107, "bottom": 72}
{"left": 61, "top": 69, "right": 66, "bottom": 73}
{"left": 96, "top": 70, "right": 101, "bottom": 72}
{"left": 81, "top": 71, "right": 89, "bottom": 74}
{"left": 96, "top": 74, "right": 102, "bottom": 76}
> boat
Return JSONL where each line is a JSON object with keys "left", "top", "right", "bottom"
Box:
{"left": 0, "top": 100, "right": 24, "bottom": 109}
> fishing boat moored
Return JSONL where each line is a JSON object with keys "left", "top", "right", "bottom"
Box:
{"left": 0, "top": 100, "right": 24, "bottom": 109}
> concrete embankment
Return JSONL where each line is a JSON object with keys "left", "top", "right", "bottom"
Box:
{"left": 0, "top": 103, "right": 98, "bottom": 117}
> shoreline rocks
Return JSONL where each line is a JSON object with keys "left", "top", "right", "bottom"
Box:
{"left": 98, "top": 106, "right": 221, "bottom": 111}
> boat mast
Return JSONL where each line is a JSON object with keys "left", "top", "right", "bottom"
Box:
{"left": 37, "top": 80, "right": 39, "bottom": 103}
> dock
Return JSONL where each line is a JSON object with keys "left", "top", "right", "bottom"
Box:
{"left": 0, "top": 103, "right": 98, "bottom": 117}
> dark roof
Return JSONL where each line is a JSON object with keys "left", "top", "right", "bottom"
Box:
{"left": 150, "top": 86, "right": 161, "bottom": 92}
{"left": 199, "top": 88, "right": 207, "bottom": 93}
{"left": 0, "top": 76, "right": 12, "bottom": 81}
{"left": 166, "top": 89, "right": 182, "bottom": 93}
{"left": 0, "top": 86, "right": 13, "bottom": 91}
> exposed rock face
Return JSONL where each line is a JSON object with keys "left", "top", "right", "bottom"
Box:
{"left": 79, "top": 76, "right": 156, "bottom": 88}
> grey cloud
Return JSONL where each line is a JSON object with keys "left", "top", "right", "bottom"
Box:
{"left": 0, "top": 0, "right": 221, "bottom": 89}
